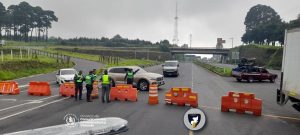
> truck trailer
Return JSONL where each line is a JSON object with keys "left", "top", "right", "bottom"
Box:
{"left": 277, "top": 27, "right": 300, "bottom": 111}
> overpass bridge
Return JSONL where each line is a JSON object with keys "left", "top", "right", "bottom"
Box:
{"left": 169, "top": 47, "right": 230, "bottom": 55}
{"left": 169, "top": 47, "right": 231, "bottom": 63}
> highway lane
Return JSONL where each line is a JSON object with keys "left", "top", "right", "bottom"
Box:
{"left": 0, "top": 61, "right": 299, "bottom": 135}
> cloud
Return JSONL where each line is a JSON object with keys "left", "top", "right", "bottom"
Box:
{"left": 1, "top": 0, "right": 300, "bottom": 47}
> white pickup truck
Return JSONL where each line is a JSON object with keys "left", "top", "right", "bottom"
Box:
{"left": 277, "top": 27, "right": 300, "bottom": 111}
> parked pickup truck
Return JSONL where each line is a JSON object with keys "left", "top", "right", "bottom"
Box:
{"left": 232, "top": 66, "right": 277, "bottom": 83}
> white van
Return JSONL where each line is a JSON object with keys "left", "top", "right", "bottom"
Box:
{"left": 162, "top": 60, "right": 179, "bottom": 77}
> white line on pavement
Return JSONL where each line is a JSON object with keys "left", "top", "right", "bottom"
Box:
{"left": 0, "top": 97, "right": 69, "bottom": 121}
{"left": 0, "top": 99, "right": 17, "bottom": 102}
{"left": 0, "top": 102, "right": 36, "bottom": 112}
{"left": 0, "top": 95, "right": 59, "bottom": 112}
{"left": 19, "top": 85, "right": 29, "bottom": 88}
{"left": 191, "top": 63, "right": 194, "bottom": 89}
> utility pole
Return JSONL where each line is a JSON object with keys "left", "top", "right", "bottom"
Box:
{"left": 189, "top": 34, "right": 192, "bottom": 48}
{"left": 172, "top": 1, "right": 179, "bottom": 46}
{"left": 229, "top": 37, "right": 234, "bottom": 48}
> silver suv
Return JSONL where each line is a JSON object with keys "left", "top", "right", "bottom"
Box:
{"left": 107, "top": 66, "right": 165, "bottom": 91}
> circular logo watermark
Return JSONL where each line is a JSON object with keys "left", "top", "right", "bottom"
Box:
{"left": 64, "top": 114, "right": 78, "bottom": 127}
{"left": 183, "top": 108, "right": 206, "bottom": 131}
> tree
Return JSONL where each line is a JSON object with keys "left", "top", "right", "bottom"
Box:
{"left": 288, "top": 16, "right": 300, "bottom": 29}
{"left": 1, "top": 2, "right": 57, "bottom": 42}
{"left": 0, "top": 2, "right": 6, "bottom": 38}
{"left": 242, "top": 4, "right": 285, "bottom": 45}
{"left": 244, "top": 4, "right": 281, "bottom": 31}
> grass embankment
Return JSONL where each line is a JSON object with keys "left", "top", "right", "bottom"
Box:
{"left": 0, "top": 56, "right": 73, "bottom": 81}
{"left": 42, "top": 47, "right": 160, "bottom": 68}
{"left": 230, "top": 44, "right": 283, "bottom": 70}
{"left": 194, "top": 61, "right": 232, "bottom": 77}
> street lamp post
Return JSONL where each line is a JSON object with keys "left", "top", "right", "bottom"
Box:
{"left": 229, "top": 37, "right": 234, "bottom": 48}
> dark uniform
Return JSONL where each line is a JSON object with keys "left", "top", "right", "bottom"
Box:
{"left": 85, "top": 72, "right": 94, "bottom": 102}
{"left": 74, "top": 73, "right": 83, "bottom": 100}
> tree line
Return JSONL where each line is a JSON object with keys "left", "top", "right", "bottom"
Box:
{"left": 0, "top": 1, "right": 58, "bottom": 42}
{"left": 49, "top": 34, "right": 174, "bottom": 51}
{"left": 242, "top": 4, "right": 300, "bottom": 46}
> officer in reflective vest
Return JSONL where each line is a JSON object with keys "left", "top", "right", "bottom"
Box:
{"left": 124, "top": 68, "right": 139, "bottom": 84}
{"left": 74, "top": 70, "right": 83, "bottom": 101}
{"left": 100, "top": 70, "right": 111, "bottom": 103}
{"left": 85, "top": 71, "right": 95, "bottom": 102}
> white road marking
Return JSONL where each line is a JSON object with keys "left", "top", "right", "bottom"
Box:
{"left": 0, "top": 97, "right": 69, "bottom": 121}
{"left": 189, "top": 63, "right": 195, "bottom": 135}
{"left": 0, "top": 102, "right": 38, "bottom": 112}
{"left": 191, "top": 63, "right": 194, "bottom": 89}
{"left": 19, "top": 85, "right": 29, "bottom": 88}
{"left": 0, "top": 95, "right": 59, "bottom": 112}
{"left": 0, "top": 99, "right": 17, "bottom": 102}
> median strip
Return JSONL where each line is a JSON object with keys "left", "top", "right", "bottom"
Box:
{"left": 194, "top": 61, "right": 232, "bottom": 77}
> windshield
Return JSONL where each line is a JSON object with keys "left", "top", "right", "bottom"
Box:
{"left": 61, "top": 70, "right": 76, "bottom": 75}
{"left": 165, "top": 62, "right": 178, "bottom": 66}
{"left": 134, "top": 67, "right": 147, "bottom": 74}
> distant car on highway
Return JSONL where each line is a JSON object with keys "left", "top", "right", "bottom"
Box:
{"left": 232, "top": 66, "right": 277, "bottom": 83}
{"left": 108, "top": 66, "right": 164, "bottom": 91}
{"left": 162, "top": 60, "right": 179, "bottom": 77}
{"left": 56, "top": 68, "right": 77, "bottom": 84}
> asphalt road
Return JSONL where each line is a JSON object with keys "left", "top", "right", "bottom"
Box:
{"left": 0, "top": 59, "right": 299, "bottom": 135}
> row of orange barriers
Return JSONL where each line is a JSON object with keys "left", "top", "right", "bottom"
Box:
{"left": 110, "top": 84, "right": 138, "bottom": 102}
{"left": 165, "top": 87, "right": 198, "bottom": 108}
{"left": 221, "top": 91, "right": 262, "bottom": 116}
{"left": 2, "top": 80, "right": 262, "bottom": 117}
{"left": 0, "top": 81, "right": 20, "bottom": 95}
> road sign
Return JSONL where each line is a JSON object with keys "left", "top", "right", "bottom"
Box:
{"left": 232, "top": 51, "right": 239, "bottom": 60}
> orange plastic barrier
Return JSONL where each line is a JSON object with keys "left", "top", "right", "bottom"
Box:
{"left": 110, "top": 84, "right": 138, "bottom": 102}
{"left": 148, "top": 84, "right": 159, "bottom": 105}
{"left": 0, "top": 81, "right": 20, "bottom": 95}
{"left": 91, "top": 81, "right": 99, "bottom": 99}
{"left": 165, "top": 87, "right": 198, "bottom": 108}
{"left": 221, "top": 91, "right": 262, "bottom": 116}
{"left": 28, "top": 82, "right": 51, "bottom": 96}
{"left": 59, "top": 82, "right": 75, "bottom": 97}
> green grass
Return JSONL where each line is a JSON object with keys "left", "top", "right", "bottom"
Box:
{"left": 194, "top": 61, "right": 232, "bottom": 77}
{"left": 42, "top": 48, "right": 159, "bottom": 68}
{"left": 0, "top": 56, "right": 73, "bottom": 81}
{"left": 4, "top": 40, "right": 57, "bottom": 46}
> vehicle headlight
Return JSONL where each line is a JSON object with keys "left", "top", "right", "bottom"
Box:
{"left": 150, "top": 78, "right": 157, "bottom": 81}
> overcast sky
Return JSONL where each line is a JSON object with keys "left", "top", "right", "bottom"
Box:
{"left": 1, "top": 0, "right": 300, "bottom": 48}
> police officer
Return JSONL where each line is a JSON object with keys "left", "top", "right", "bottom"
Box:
{"left": 74, "top": 70, "right": 84, "bottom": 101}
{"left": 99, "top": 70, "right": 111, "bottom": 103}
{"left": 124, "top": 68, "right": 139, "bottom": 84}
{"left": 85, "top": 71, "right": 94, "bottom": 102}
{"left": 92, "top": 69, "right": 97, "bottom": 79}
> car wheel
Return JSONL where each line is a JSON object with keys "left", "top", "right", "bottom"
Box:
{"left": 247, "top": 77, "right": 254, "bottom": 83}
{"left": 138, "top": 80, "right": 149, "bottom": 91}
{"left": 236, "top": 78, "right": 242, "bottom": 82}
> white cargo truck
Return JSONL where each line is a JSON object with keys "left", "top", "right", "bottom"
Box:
{"left": 277, "top": 27, "right": 300, "bottom": 111}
